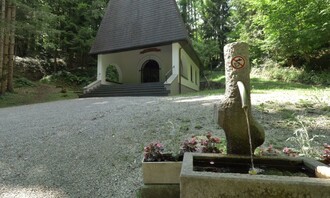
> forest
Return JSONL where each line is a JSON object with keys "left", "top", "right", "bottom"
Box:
{"left": 0, "top": 0, "right": 329, "bottom": 95}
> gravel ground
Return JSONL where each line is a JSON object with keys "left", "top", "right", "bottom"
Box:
{"left": 0, "top": 93, "right": 329, "bottom": 198}
{"left": 0, "top": 96, "right": 222, "bottom": 198}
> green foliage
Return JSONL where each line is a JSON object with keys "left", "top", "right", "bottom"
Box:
{"left": 0, "top": 82, "right": 78, "bottom": 108}
{"left": 286, "top": 119, "right": 325, "bottom": 158}
{"left": 177, "top": 0, "right": 230, "bottom": 70}
{"left": 252, "top": 62, "right": 330, "bottom": 86}
{"left": 15, "top": 0, "right": 108, "bottom": 70}
{"left": 199, "top": 0, "right": 230, "bottom": 64}
{"left": 106, "top": 65, "right": 119, "bottom": 82}
{"left": 193, "top": 39, "right": 220, "bottom": 70}
{"left": 229, "top": 0, "right": 330, "bottom": 69}
{"left": 40, "top": 71, "right": 92, "bottom": 87}
{"left": 203, "top": 70, "right": 225, "bottom": 83}
{"left": 14, "top": 77, "right": 36, "bottom": 88}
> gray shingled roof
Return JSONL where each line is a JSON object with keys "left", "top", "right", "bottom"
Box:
{"left": 90, "top": 0, "right": 200, "bottom": 66}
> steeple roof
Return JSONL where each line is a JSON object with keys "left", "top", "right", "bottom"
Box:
{"left": 90, "top": 0, "right": 193, "bottom": 56}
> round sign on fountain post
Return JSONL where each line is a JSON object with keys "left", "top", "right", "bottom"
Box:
{"left": 215, "top": 42, "right": 265, "bottom": 155}
{"left": 231, "top": 56, "right": 246, "bottom": 70}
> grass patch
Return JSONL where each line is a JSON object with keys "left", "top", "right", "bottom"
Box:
{"left": 0, "top": 82, "right": 78, "bottom": 108}
{"left": 201, "top": 69, "right": 329, "bottom": 95}
{"left": 250, "top": 77, "right": 314, "bottom": 93}
{"left": 202, "top": 70, "right": 225, "bottom": 83}
{"left": 189, "top": 72, "right": 328, "bottom": 97}
{"left": 252, "top": 64, "right": 330, "bottom": 86}
{"left": 181, "top": 88, "right": 225, "bottom": 97}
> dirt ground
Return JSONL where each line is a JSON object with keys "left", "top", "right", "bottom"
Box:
{"left": 251, "top": 90, "right": 330, "bottom": 151}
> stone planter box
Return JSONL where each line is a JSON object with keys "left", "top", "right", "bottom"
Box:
{"left": 142, "top": 161, "right": 182, "bottom": 184}
{"left": 181, "top": 153, "right": 330, "bottom": 198}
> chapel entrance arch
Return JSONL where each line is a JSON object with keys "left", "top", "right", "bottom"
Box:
{"left": 141, "top": 60, "right": 160, "bottom": 83}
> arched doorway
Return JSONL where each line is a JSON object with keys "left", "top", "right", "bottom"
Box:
{"left": 141, "top": 60, "right": 160, "bottom": 83}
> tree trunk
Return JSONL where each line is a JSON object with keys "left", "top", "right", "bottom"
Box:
{"left": 0, "top": 0, "right": 5, "bottom": 95}
{"left": 7, "top": 2, "right": 15, "bottom": 92}
{"left": 1, "top": 1, "right": 10, "bottom": 94}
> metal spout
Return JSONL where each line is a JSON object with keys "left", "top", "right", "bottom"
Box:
{"left": 237, "top": 81, "right": 248, "bottom": 109}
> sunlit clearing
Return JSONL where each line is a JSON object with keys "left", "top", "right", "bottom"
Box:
{"left": 92, "top": 101, "right": 109, "bottom": 105}
{"left": 1, "top": 186, "right": 67, "bottom": 198}
{"left": 174, "top": 95, "right": 223, "bottom": 103}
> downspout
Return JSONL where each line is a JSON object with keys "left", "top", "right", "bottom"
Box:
{"left": 179, "top": 48, "right": 182, "bottom": 94}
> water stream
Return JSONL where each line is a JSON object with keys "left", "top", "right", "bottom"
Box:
{"left": 243, "top": 108, "right": 256, "bottom": 174}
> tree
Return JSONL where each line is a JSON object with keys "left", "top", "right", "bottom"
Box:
{"left": 177, "top": 0, "right": 231, "bottom": 70}
{"left": 229, "top": 0, "right": 330, "bottom": 68}
{"left": 0, "top": 0, "right": 5, "bottom": 95}
{"left": 40, "top": 0, "right": 107, "bottom": 71}
{"left": 7, "top": 2, "right": 16, "bottom": 92}
{"left": 200, "top": 0, "right": 230, "bottom": 66}
{"left": 0, "top": 0, "right": 16, "bottom": 94}
{"left": 14, "top": 0, "right": 107, "bottom": 70}
{"left": 177, "top": 0, "right": 201, "bottom": 39}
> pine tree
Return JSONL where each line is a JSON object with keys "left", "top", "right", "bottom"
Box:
{"left": 0, "top": 0, "right": 5, "bottom": 95}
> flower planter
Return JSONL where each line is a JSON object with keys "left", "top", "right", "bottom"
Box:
{"left": 180, "top": 153, "right": 330, "bottom": 198}
{"left": 142, "top": 161, "right": 182, "bottom": 184}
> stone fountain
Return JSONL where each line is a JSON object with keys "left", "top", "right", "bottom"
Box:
{"left": 180, "top": 42, "right": 330, "bottom": 198}
{"left": 214, "top": 42, "right": 264, "bottom": 155}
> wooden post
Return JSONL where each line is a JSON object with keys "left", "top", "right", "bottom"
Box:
{"left": 0, "top": 0, "right": 5, "bottom": 95}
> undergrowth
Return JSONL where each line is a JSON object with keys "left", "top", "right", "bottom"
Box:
{"left": 203, "top": 62, "right": 330, "bottom": 87}
{"left": 251, "top": 61, "right": 330, "bottom": 86}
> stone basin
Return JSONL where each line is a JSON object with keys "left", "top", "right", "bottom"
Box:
{"left": 180, "top": 153, "right": 330, "bottom": 198}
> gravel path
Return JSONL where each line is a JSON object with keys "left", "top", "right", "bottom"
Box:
{"left": 1, "top": 93, "right": 329, "bottom": 198}
{"left": 0, "top": 96, "right": 223, "bottom": 198}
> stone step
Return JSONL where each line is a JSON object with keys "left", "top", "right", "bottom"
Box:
{"left": 80, "top": 82, "right": 169, "bottom": 98}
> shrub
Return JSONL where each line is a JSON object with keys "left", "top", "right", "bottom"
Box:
{"left": 282, "top": 147, "right": 300, "bottom": 157}
{"left": 144, "top": 133, "right": 223, "bottom": 162}
{"left": 14, "top": 77, "right": 36, "bottom": 88}
{"left": 201, "top": 132, "right": 222, "bottom": 153}
{"left": 40, "top": 71, "right": 92, "bottom": 87}
{"left": 143, "top": 142, "right": 177, "bottom": 162}
{"left": 256, "top": 145, "right": 281, "bottom": 156}
{"left": 180, "top": 132, "right": 223, "bottom": 154}
{"left": 143, "top": 142, "right": 165, "bottom": 162}
{"left": 252, "top": 61, "right": 330, "bottom": 86}
{"left": 286, "top": 120, "right": 325, "bottom": 158}
{"left": 181, "top": 136, "right": 198, "bottom": 153}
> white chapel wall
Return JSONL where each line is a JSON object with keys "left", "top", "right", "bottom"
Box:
{"left": 98, "top": 45, "right": 172, "bottom": 84}
{"left": 179, "top": 45, "right": 200, "bottom": 91}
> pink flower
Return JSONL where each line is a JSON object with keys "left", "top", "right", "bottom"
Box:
{"left": 283, "top": 147, "right": 298, "bottom": 157}
{"left": 211, "top": 137, "right": 221, "bottom": 143}
{"left": 267, "top": 145, "right": 273, "bottom": 152}
{"left": 190, "top": 137, "right": 197, "bottom": 145}
{"left": 144, "top": 146, "right": 150, "bottom": 152}
{"left": 201, "top": 140, "right": 207, "bottom": 146}
{"left": 283, "top": 147, "right": 290, "bottom": 153}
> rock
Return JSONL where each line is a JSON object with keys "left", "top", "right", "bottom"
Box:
{"left": 316, "top": 166, "right": 330, "bottom": 179}
{"left": 15, "top": 57, "right": 46, "bottom": 81}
